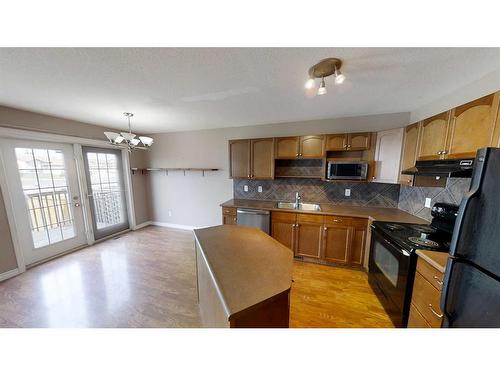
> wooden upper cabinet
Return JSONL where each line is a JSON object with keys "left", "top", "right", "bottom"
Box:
{"left": 299, "top": 135, "right": 325, "bottom": 158}
{"left": 493, "top": 97, "right": 500, "bottom": 148}
{"left": 399, "top": 122, "right": 421, "bottom": 185}
{"left": 446, "top": 93, "right": 500, "bottom": 159}
{"left": 325, "top": 133, "right": 371, "bottom": 151}
{"left": 325, "top": 134, "right": 347, "bottom": 151}
{"left": 417, "top": 111, "right": 451, "bottom": 161}
{"left": 229, "top": 139, "right": 250, "bottom": 178}
{"left": 251, "top": 138, "right": 274, "bottom": 179}
{"left": 275, "top": 137, "right": 299, "bottom": 158}
{"left": 323, "top": 223, "right": 350, "bottom": 264}
{"left": 348, "top": 133, "right": 371, "bottom": 151}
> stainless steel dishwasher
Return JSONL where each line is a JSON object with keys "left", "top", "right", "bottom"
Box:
{"left": 236, "top": 208, "right": 270, "bottom": 234}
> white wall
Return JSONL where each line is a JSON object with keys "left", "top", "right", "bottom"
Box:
{"left": 146, "top": 112, "right": 410, "bottom": 227}
{"left": 411, "top": 68, "right": 500, "bottom": 122}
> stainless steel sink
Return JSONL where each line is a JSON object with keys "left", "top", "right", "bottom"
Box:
{"left": 276, "top": 202, "right": 321, "bottom": 211}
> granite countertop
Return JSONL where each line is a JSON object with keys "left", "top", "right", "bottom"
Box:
{"left": 221, "top": 199, "right": 427, "bottom": 224}
{"left": 193, "top": 225, "right": 293, "bottom": 319}
{"left": 416, "top": 250, "right": 449, "bottom": 273}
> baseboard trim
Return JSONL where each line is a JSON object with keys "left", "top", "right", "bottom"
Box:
{"left": 134, "top": 221, "right": 153, "bottom": 230}
{"left": 0, "top": 268, "right": 21, "bottom": 282}
{"left": 152, "top": 221, "right": 198, "bottom": 231}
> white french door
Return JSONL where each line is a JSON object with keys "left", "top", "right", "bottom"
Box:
{"left": 0, "top": 139, "right": 87, "bottom": 265}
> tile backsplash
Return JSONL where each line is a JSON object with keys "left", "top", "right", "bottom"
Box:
{"left": 233, "top": 177, "right": 472, "bottom": 221}
{"left": 398, "top": 177, "right": 470, "bottom": 221}
{"left": 233, "top": 178, "right": 401, "bottom": 207}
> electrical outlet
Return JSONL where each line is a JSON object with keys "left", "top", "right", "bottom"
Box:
{"left": 258, "top": 186, "right": 263, "bottom": 193}
{"left": 345, "top": 188, "right": 351, "bottom": 197}
{"left": 425, "top": 197, "right": 432, "bottom": 208}
{"left": 244, "top": 185, "right": 248, "bottom": 192}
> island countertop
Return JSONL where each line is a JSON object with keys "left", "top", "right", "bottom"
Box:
{"left": 194, "top": 225, "right": 293, "bottom": 322}
{"left": 221, "top": 199, "right": 427, "bottom": 224}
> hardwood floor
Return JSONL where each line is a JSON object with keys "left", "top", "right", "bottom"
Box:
{"left": 0, "top": 226, "right": 393, "bottom": 328}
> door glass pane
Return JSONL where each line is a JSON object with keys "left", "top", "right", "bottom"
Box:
{"left": 15, "top": 148, "right": 76, "bottom": 248}
{"left": 86, "top": 152, "right": 126, "bottom": 230}
{"left": 373, "top": 240, "right": 399, "bottom": 287}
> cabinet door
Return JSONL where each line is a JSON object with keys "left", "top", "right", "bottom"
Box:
{"left": 446, "top": 93, "right": 499, "bottom": 159}
{"left": 275, "top": 137, "right": 299, "bottom": 159}
{"left": 223, "top": 214, "right": 237, "bottom": 225}
{"left": 325, "top": 134, "right": 347, "bottom": 151}
{"left": 323, "top": 224, "right": 350, "bottom": 264}
{"left": 373, "top": 128, "right": 404, "bottom": 184}
{"left": 349, "top": 219, "right": 367, "bottom": 266}
{"left": 295, "top": 214, "right": 323, "bottom": 259}
{"left": 417, "top": 111, "right": 450, "bottom": 161}
{"left": 229, "top": 139, "right": 250, "bottom": 178}
{"left": 271, "top": 212, "right": 297, "bottom": 251}
{"left": 251, "top": 138, "right": 274, "bottom": 179}
{"left": 299, "top": 135, "right": 325, "bottom": 158}
{"left": 347, "top": 132, "right": 371, "bottom": 151}
{"left": 399, "top": 122, "right": 420, "bottom": 185}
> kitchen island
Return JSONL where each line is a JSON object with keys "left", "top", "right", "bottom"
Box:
{"left": 194, "top": 225, "right": 294, "bottom": 328}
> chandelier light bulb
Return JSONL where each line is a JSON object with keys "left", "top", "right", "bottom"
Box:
{"left": 317, "top": 78, "right": 327, "bottom": 95}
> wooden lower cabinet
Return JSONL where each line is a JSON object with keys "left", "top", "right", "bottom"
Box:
{"left": 295, "top": 214, "right": 323, "bottom": 259}
{"left": 222, "top": 207, "right": 237, "bottom": 225}
{"left": 407, "top": 255, "right": 447, "bottom": 328}
{"left": 271, "top": 212, "right": 296, "bottom": 250}
{"left": 270, "top": 212, "right": 368, "bottom": 267}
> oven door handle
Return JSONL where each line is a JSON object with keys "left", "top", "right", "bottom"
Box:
{"left": 371, "top": 225, "right": 410, "bottom": 256}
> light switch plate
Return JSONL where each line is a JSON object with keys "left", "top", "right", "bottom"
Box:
{"left": 345, "top": 188, "right": 351, "bottom": 197}
{"left": 244, "top": 185, "right": 248, "bottom": 192}
{"left": 258, "top": 186, "right": 263, "bottom": 193}
{"left": 425, "top": 197, "right": 432, "bottom": 208}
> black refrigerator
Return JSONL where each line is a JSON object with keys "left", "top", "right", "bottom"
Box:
{"left": 441, "top": 147, "right": 500, "bottom": 327}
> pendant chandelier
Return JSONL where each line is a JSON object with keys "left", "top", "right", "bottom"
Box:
{"left": 104, "top": 113, "right": 153, "bottom": 151}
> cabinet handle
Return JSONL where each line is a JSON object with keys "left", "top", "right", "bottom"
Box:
{"left": 296, "top": 153, "right": 299, "bottom": 157}
{"left": 324, "top": 226, "right": 328, "bottom": 232}
{"left": 433, "top": 275, "right": 443, "bottom": 285}
{"left": 428, "top": 304, "right": 443, "bottom": 318}
{"left": 332, "top": 219, "right": 341, "bottom": 223}
{"left": 442, "top": 150, "right": 448, "bottom": 155}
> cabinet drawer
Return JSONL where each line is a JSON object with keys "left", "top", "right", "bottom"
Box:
{"left": 416, "top": 257, "right": 445, "bottom": 290}
{"left": 296, "top": 213, "right": 324, "bottom": 224}
{"left": 222, "top": 207, "right": 237, "bottom": 216}
{"left": 272, "top": 211, "right": 297, "bottom": 223}
{"left": 408, "top": 303, "right": 431, "bottom": 328}
{"left": 324, "top": 215, "right": 352, "bottom": 226}
{"left": 411, "top": 272, "right": 443, "bottom": 328}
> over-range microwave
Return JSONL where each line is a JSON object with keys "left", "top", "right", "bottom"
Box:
{"left": 327, "top": 160, "right": 368, "bottom": 180}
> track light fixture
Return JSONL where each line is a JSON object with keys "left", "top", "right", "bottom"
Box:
{"left": 305, "top": 58, "right": 346, "bottom": 96}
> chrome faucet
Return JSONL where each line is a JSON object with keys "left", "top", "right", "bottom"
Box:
{"left": 295, "top": 192, "right": 301, "bottom": 207}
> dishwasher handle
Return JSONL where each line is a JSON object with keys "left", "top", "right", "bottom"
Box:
{"left": 236, "top": 209, "right": 270, "bottom": 215}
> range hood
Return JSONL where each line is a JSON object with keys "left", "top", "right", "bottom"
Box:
{"left": 401, "top": 158, "right": 474, "bottom": 178}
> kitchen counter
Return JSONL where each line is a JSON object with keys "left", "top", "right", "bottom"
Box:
{"left": 194, "top": 225, "right": 293, "bottom": 327}
{"left": 416, "top": 249, "right": 449, "bottom": 273}
{"left": 221, "top": 199, "right": 427, "bottom": 224}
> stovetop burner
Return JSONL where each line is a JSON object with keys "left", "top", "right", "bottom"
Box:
{"left": 407, "top": 237, "right": 440, "bottom": 248}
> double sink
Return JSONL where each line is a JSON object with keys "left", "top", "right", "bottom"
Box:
{"left": 276, "top": 201, "right": 321, "bottom": 212}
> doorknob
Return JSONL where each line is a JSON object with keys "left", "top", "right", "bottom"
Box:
{"left": 74, "top": 202, "right": 81, "bottom": 207}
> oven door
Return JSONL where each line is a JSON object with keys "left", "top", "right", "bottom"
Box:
{"left": 368, "top": 227, "right": 416, "bottom": 326}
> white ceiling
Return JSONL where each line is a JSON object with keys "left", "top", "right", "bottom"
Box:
{"left": 1, "top": 48, "right": 500, "bottom": 133}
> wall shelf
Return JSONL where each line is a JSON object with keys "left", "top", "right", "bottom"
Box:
{"left": 131, "top": 167, "right": 219, "bottom": 176}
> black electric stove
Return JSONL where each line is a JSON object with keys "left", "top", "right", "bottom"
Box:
{"left": 368, "top": 203, "right": 458, "bottom": 327}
